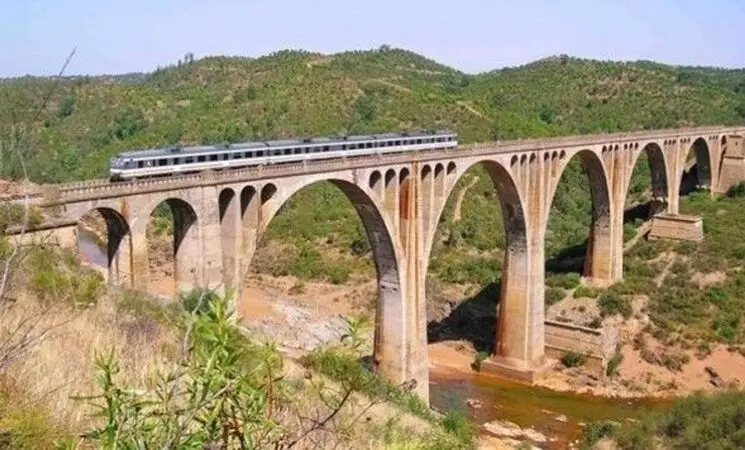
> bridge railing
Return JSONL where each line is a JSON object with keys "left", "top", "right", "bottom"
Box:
{"left": 22, "top": 125, "right": 745, "bottom": 204}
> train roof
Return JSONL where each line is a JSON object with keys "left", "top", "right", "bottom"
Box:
{"left": 113, "top": 130, "right": 456, "bottom": 159}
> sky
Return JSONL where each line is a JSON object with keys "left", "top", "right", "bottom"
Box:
{"left": 2, "top": 0, "right": 745, "bottom": 77}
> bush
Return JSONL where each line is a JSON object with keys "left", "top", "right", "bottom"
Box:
{"left": 545, "top": 287, "right": 565, "bottom": 307}
{"left": 574, "top": 285, "right": 601, "bottom": 299}
{"left": 598, "top": 292, "right": 632, "bottom": 319}
{"left": 583, "top": 390, "right": 745, "bottom": 449}
{"left": 561, "top": 351, "right": 586, "bottom": 368}
{"left": 606, "top": 352, "right": 623, "bottom": 377}
{"left": 726, "top": 181, "right": 745, "bottom": 198}
{"left": 472, "top": 351, "right": 489, "bottom": 372}
{"left": 442, "top": 411, "right": 475, "bottom": 443}
{"left": 546, "top": 272, "right": 581, "bottom": 289}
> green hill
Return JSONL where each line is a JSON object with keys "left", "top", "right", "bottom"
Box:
{"left": 2, "top": 46, "right": 745, "bottom": 296}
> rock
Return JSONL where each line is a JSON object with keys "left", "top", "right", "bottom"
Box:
{"left": 554, "top": 414, "right": 568, "bottom": 423}
{"left": 482, "top": 420, "right": 547, "bottom": 444}
{"left": 466, "top": 398, "right": 483, "bottom": 409}
{"left": 705, "top": 366, "right": 725, "bottom": 387}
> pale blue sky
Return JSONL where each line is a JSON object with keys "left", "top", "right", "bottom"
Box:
{"left": 3, "top": 0, "right": 745, "bottom": 77}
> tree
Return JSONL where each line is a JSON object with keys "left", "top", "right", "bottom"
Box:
{"left": 56, "top": 95, "right": 75, "bottom": 119}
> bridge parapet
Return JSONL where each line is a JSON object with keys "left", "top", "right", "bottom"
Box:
{"left": 11, "top": 124, "right": 744, "bottom": 206}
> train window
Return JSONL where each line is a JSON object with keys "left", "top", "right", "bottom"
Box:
{"left": 323, "top": 146, "right": 329, "bottom": 152}
{"left": 395, "top": 141, "right": 401, "bottom": 145}
{"left": 256, "top": 151, "right": 264, "bottom": 157}
{"left": 137, "top": 161, "right": 144, "bottom": 169}
{"left": 198, "top": 156, "right": 206, "bottom": 162}
{"left": 244, "top": 152, "right": 251, "bottom": 158}
{"left": 210, "top": 154, "right": 218, "bottom": 161}
{"left": 416, "top": 139, "right": 422, "bottom": 144}
{"left": 185, "top": 157, "right": 194, "bottom": 164}
{"left": 366, "top": 142, "right": 373, "bottom": 148}
{"left": 158, "top": 159, "right": 167, "bottom": 166}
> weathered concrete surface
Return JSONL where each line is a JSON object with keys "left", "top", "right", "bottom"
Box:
{"left": 7, "top": 125, "right": 745, "bottom": 403}
{"left": 648, "top": 214, "right": 704, "bottom": 242}
{"left": 544, "top": 320, "right": 619, "bottom": 377}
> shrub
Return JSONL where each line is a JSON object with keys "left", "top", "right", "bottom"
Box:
{"left": 726, "top": 181, "right": 745, "bottom": 198}
{"left": 606, "top": 352, "right": 623, "bottom": 377}
{"left": 598, "top": 292, "right": 632, "bottom": 319}
{"left": 472, "top": 351, "right": 489, "bottom": 372}
{"left": 582, "top": 390, "right": 745, "bottom": 448}
{"left": 545, "top": 287, "right": 565, "bottom": 307}
{"left": 546, "top": 272, "right": 581, "bottom": 289}
{"left": 574, "top": 285, "right": 601, "bottom": 299}
{"left": 442, "top": 411, "right": 475, "bottom": 443}
{"left": 561, "top": 351, "right": 585, "bottom": 368}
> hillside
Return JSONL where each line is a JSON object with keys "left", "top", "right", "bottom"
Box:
{"left": 1, "top": 48, "right": 744, "bottom": 183}
{"left": 4, "top": 47, "right": 745, "bottom": 447}
{"left": 4, "top": 46, "right": 745, "bottom": 327}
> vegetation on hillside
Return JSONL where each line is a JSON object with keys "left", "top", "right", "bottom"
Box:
{"left": 581, "top": 389, "right": 745, "bottom": 449}
{"left": 0, "top": 238, "right": 474, "bottom": 449}
{"left": 4, "top": 47, "right": 745, "bottom": 339}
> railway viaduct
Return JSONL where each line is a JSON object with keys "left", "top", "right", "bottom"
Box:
{"left": 7, "top": 125, "right": 745, "bottom": 402}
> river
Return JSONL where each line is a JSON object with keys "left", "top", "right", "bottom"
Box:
{"left": 429, "top": 368, "right": 669, "bottom": 448}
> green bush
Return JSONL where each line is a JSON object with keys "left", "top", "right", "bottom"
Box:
{"left": 606, "top": 352, "right": 623, "bottom": 377}
{"left": 561, "top": 351, "right": 586, "bottom": 368}
{"left": 472, "top": 351, "right": 489, "bottom": 372}
{"left": 582, "top": 390, "right": 745, "bottom": 449}
{"left": 27, "top": 247, "right": 104, "bottom": 308}
{"left": 546, "top": 272, "right": 581, "bottom": 289}
{"left": 545, "top": 287, "right": 566, "bottom": 307}
{"left": 574, "top": 285, "right": 601, "bottom": 299}
{"left": 598, "top": 292, "right": 632, "bottom": 319}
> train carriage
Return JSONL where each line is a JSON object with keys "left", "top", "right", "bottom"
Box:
{"left": 108, "top": 130, "right": 457, "bottom": 181}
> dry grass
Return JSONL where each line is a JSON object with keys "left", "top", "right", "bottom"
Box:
{"left": 0, "top": 290, "right": 178, "bottom": 441}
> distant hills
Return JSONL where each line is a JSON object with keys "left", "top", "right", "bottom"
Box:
{"left": 0, "top": 46, "right": 744, "bottom": 183}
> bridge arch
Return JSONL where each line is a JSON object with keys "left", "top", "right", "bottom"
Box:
{"left": 545, "top": 149, "right": 612, "bottom": 283}
{"left": 243, "top": 176, "right": 405, "bottom": 378}
{"left": 680, "top": 137, "right": 712, "bottom": 193}
{"left": 139, "top": 197, "right": 200, "bottom": 295}
{"left": 625, "top": 142, "right": 670, "bottom": 216}
{"left": 424, "top": 158, "right": 529, "bottom": 358}
{"left": 76, "top": 207, "right": 131, "bottom": 284}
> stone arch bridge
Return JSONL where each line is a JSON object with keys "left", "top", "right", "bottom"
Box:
{"left": 9, "top": 125, "right": 745, "bottom": 402}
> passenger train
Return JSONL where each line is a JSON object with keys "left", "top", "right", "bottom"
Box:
{"left": 108, "top": 130, "right": 458, "bottom": 182}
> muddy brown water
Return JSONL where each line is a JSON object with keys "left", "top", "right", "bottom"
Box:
{"left": 429, "top": 369, "right": 671, "bottom": 448}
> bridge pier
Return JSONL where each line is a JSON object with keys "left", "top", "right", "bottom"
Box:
{"left": 22, "top": 125, "right": 745, "bottom": 406}
{"left": 481, "top": 236, "right": 552, "bottom": 381}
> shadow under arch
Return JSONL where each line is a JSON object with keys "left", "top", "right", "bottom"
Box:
{"left": 717, "top": 136, "right": 728, "bottom": 187}
{"left": 544, "top": 149, "right": 612, "bottom": 281}
{"left": 244, "top": 178, "right": 405, "bottom": 380}
{"left": 426, "top": 159, "right": 528, "bottom": 356}
{"left": 76, "top": 207, "right": 131, "bottom": 282}
{"left": 624, "top": 142, "right": 670, "bottom": 220}
{"left": 143, "top": 197, "right": 200, "bottom": 294}
{"left": 681, "top": 137, "right": 712, "bottom": 195}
